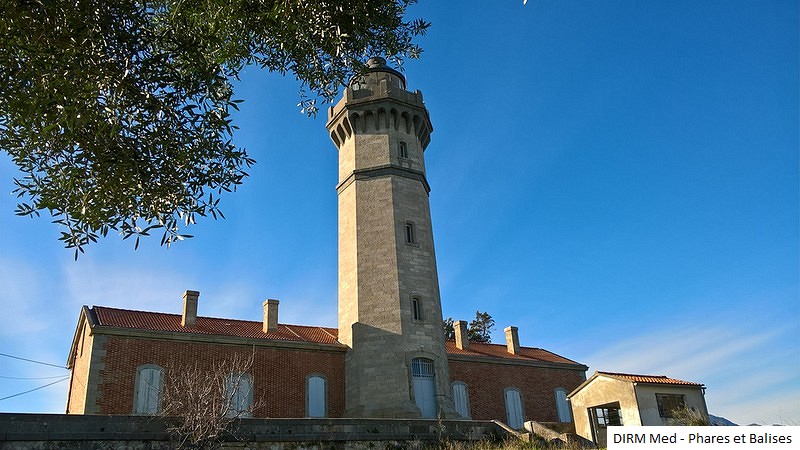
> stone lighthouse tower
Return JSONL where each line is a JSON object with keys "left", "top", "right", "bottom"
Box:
{"left": 326, "top": 58, "right": 457, "bottom": 418}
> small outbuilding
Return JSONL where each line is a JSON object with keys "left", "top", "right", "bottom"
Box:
{"left": 568, "top": 371, "right": 708, "bottom": 447}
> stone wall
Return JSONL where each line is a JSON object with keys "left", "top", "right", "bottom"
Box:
{"left": 65, "top": 319, "right": 92, "bottom": 414}
{"left": 0, "top": 414, "right": 507, "bottom": 450}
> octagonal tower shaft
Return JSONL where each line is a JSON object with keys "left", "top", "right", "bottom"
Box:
{"left": 326, "top": 59, "right": 457, "bottom": 418}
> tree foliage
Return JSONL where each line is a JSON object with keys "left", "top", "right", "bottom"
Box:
{"left": 443, "top": 317, "right": 455, "bottom": 340}
{"left": 443, "top": 311, "right": 495, "bottom": 343}
{"left": 0, "top": 0, "right": 428, "bottom": 256}
{"left": 468, "top": 310, "right": 495, "bottom": 343}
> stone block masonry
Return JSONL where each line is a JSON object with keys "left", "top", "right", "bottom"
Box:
{"left": 0, "top": 414, "right": 509, "bottom": 449}
{"left": 328, "top": 57, "right": 456, "bottom": 418}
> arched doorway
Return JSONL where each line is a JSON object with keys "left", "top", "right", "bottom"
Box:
{"left": 411, "top": 358, "right": 436, "bottom": 418}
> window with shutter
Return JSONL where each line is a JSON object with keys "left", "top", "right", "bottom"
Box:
{"left": 504, "top": 388, "right": 524, "bottom": 429}
{"left": 133, "top": 365, "right": 163, "bottom": 415}
{"left": 307, "top": 375, "right": 326, "bottom": 417}
{"left": 451, "top": 381, "right": 471, "bottom": 419}
{"left": 224, "top": 373, "right": 253, "bottom": 418}
{"left": 555, "top": 388, "right": 572, "bottom": 422}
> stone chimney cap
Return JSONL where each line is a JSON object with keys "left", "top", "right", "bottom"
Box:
{"left": 263, "top": 299, "right": 279, "bottom": 333}
{"left": 182, "top": 290, "right": 199, "bottom": 327}
{"left": 454, "top": 320, "right": 469, "bottom": 350}
{"left": 504, "top": 325, "right": 521, "bottom": 355}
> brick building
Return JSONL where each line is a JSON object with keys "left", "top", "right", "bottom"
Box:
{"left": 66, "top": 301, "right": 347, "bottom": 418}
{"left": 65, "top": 58, "right": 588, "bottom": 425}
{"left": 66, "top": 297, "right": 587, "bottom": 426}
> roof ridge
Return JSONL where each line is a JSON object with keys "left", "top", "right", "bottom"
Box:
{"left": 283, "top": 324, "right": 303, "bottom": 339}
{"left": 596, "top": 371, "right": 703, "bottom": 386}
{"left": 318, "top": 326, "right": 338, "bottom": 340}
{"left": 90, "top": 305, "right": 342, "bottom": 345}
{"left": 528, "top": 347, "right": 581, "bottom": 364}
{"left": 94, "top": 305, "right": 175, "bottom": 316}
{"left": 444, "top": 339, "right": 581, "bottom": 365}
{"left": 446, "top": 339, "right": 552, "bottom": 351}
{"left": 599, "top": 370, "right": 669, "bottom": 378}
{"left": 92, "top": 305, "right": 335, "bottom": 330}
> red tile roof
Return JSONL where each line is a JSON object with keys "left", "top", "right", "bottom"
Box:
{"left": 92, "top": 306, "right": 340, "bottom": 345}
{"left": 445, "top": 340, "right": 582, "bottom": 365}
{"left": 598, "top": 371, "right": 704, "bottom": 387}
{"left": 88, "top": 306, "right": 583, "bottom": 366}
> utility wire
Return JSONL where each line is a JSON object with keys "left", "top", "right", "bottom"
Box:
{"left": 0, "top": 374, "right": 70, "bottom": 380}
{"left": 0, "top": 352, "right": 67, "bottom": 369}
{"left": 0, "top": 377, "right": 69, "bottom": 402}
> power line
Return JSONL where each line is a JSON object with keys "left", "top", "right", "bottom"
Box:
{"left": 0, "top": 377, "right": 69, "bottom": 402}
{"left": 0, "top": 352, "right": 67, "bottom": 369}
{"left": 0, "top": 375, "right": 70, "bottom": 380}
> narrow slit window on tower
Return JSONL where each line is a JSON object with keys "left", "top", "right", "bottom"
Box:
{"left": 398, "top": 141, "right": 409, "bottom": 159}
{"left": 411, "top": 297, "right": 422, "bottom": 321}
{"left": 405, "top": 222, "right": 416, "bottom": 245}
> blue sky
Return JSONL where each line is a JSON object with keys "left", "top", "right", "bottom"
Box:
{"left": 1, "top": 1, "right": 797, "bottom": 425}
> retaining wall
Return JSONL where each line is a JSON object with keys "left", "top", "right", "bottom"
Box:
{"left": 0, "top": 413, "right": 507, "bottom": 449}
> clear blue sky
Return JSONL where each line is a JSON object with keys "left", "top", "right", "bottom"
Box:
{"left": 1, "top": 1, "right": 797, "bottom": 425}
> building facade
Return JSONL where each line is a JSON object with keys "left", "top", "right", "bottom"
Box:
{"left": 66, "top": 298, "right": 587, "bottom": 424}
{"left": 66, "top": 58, "right": 588, "bottom": 424}
{"left": 568, "top": 371, "right": 709, "bottom": 447}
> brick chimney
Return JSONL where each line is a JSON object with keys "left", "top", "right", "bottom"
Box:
{"left": 182, "top": 290, "right": 199, "bottom": 327}
{"left": 454, "top": 320, "right": 469, "bottom": 350}
{"left": 263, "top": 299, "right": 279, "bottom": 332}
{"left": 504, "top": 326, "right": 520, "bottom": 355}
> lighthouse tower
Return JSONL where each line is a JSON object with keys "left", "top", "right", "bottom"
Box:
{"left": 326, "top": 58, "right": 458, "bottom": 418}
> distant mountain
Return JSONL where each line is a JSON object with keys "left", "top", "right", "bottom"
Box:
{"left": 709, "top": 414, "right": 738, "bottom": 426}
